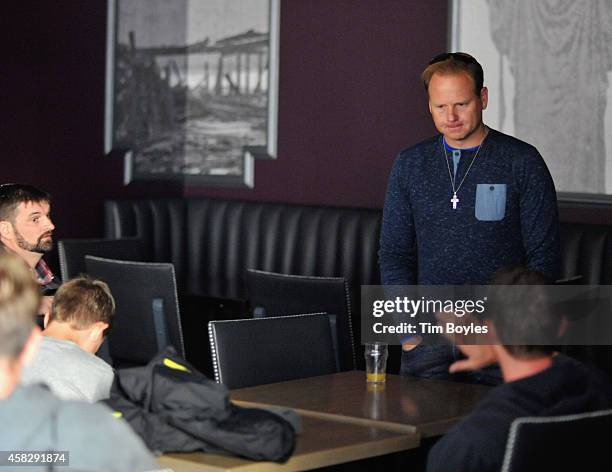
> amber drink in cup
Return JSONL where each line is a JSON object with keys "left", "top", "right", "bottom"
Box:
{"left": 365, "top": 342, "right": 388, "bottom": 383}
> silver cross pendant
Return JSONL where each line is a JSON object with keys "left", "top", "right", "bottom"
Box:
{"left": 451, "top": 193, "right": 459, "bottom": 209}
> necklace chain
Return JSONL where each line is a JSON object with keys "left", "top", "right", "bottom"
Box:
{"left": 442, "top": 132, "right": 487, "bottom": 209}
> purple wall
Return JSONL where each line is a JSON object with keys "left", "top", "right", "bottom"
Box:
{"left": 187, "top": 0, "right": 447, "bottom": 207}
{"left": 2, "top": 1, "right": 182, "bottom": 246}
{"left": 2, "top": 0, "right": 448, "bottom": 245}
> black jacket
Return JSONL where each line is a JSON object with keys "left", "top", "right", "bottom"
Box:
{"left": 106, "top": 348, "right": 296, "bottom": 462}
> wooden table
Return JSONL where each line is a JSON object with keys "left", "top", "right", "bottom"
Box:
{"left": 231, "top": 371, "right": 491, "bottom": 437}
{"left": 157, "top": 415, "right": 419, "bottom": 471}
{"left": 158, "top": 371, "right": 490, "bottom": 470}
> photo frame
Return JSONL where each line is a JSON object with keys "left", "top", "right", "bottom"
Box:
{"left": 104, "top": 0, "right": 280, "bottom": 188}
{"left": 450, "top": 0, "right": 612, "bottom": 203}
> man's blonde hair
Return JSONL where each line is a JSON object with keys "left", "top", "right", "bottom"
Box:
{"left": 49, "top": 277, "right": 115, "bottom": 330}
{"left": 421, "top": 52, "right": 484, "bottom": 95}
{"left": 0, "top": 252, "right": 40, "bottom": 357}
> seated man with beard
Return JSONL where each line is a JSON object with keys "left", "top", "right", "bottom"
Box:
{"left": 0, "top": 183, "right": 59, "bottom": 322}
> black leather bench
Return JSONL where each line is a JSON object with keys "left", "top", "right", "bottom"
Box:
{"left": 105, "top": 197, "right": 612, "bottom": 376}
{"left": 105, "top": 198, "right": 612, "bottom": 288}
{"left": 105, "top": 198, "right": 381, "bottom": 298}
{"left": 105, "top": 197, "right": 381, "bottom": 373}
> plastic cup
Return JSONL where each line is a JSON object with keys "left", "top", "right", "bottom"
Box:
{"left": 364, "top": 342, "right": 388, "bottom": 383}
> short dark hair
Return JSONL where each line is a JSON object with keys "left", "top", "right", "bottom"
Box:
{"left": 49, "top": 277, "right": 115, "bottom": 331}
{"left": 421, "top": 52, "right": 484, "bottom": 95}
{"left": 0, "top": 184, "right": 51, "bottom": 222}
{"left": 0, "top": 252, "right": 40, "bottom": 358}
{"left": 488, "top": 266, "right": 558, "bottom": 358}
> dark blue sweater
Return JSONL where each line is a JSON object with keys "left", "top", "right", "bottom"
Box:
{"left": 379, "top": 128, "right": 560, "bottom": 284}
{"left": 427, "top": 355, "right": 612, "bottom": 472}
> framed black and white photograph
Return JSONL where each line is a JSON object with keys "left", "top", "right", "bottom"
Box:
{"left": 450, "top": 0, "right": 612, "bottom": 201}
{"left": 105, "top": 0, "right": 280, "bottom": 187}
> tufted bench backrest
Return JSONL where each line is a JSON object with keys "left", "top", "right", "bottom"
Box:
{"left": 104, "top": 198, "right": 612, "bottom": 376}
{"left": 104, "top": 199, "right": 187, "bottom": 284}
{"left": 558, "top": 223, "right": 612, "bottom": 284}
{"left": 105, "top": 198, "right": 612, "bottom": 296}
{"left": 557, "top": 223, "right": 612, "bottom": 379}
{"left": 105, "top": 198, "right": 381, "bottom": 299}
{"left": 186, "top": 199, "right": 381, "bottom": 298}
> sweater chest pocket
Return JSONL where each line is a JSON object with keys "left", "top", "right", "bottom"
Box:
{"left": 475, "top": 184, "right": 506, "bottom": 221}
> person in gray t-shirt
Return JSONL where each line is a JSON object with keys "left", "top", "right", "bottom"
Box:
{"left": 22, "top": 276, "right": 116, "bottom": 402}
{"left": 0, "top": 252, "right": 159, "bottom": 471}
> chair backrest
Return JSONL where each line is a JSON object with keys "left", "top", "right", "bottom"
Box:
{"left": 502, "top": 408, "right": 612, "bottom": 472}
{"left": 208, "top": 313, "right": 340, "bottom": 389}
{"left": 85, "top": 256, "right": 185, "bottom": 367}
{"left": 58, "top": 237, "right": 145, "bottom": 281}
{"left": 246, "top": 269, "right": 355, "bottom": 371}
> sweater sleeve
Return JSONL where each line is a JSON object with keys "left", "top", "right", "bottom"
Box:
{"left": 379, "top": 153, "right": 418, "bottom": 285}
{"left": 516, "top": 147, "right": 561, "bottom": 280}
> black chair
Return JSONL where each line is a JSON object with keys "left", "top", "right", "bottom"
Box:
{"left": 501, "top": 408, "right": 612, "bottom": 471}
{"left": 246, "top": 269, "right": 355, "bottom": 371}
{"left": 58, "top": 237, "right": 145, "bottom": 281}
{"left": 208, "top": 313, "right": 340, "bottom": 389}
{"left": 85, "top": 256, "right": 185, "bottom": 367}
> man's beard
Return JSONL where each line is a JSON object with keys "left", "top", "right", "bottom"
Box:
{"left": 14, "top": 228, "right": 53, "bottom": 253}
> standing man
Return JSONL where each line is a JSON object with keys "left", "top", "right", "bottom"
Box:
{"left": 0, "top": 183, "right": 59, "bottom": 320}
{"left": 379, "top": 53, "right": 560, "bottom": 379}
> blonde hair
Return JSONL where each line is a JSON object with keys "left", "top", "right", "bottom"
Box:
{"left": 421, "top": 52, "right": 484, "bottom": 95}
{"left": 49, "top": 277, "right": 115, "bottom": 330}
{"left": 0, "top": 252, "right": 40, "bottom": 357}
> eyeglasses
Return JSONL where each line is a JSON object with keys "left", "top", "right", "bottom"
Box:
{"left": 428, "top": 52, "right": 477, "bottom": 65}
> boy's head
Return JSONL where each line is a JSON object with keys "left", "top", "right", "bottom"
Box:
{"left": 47, "top": 277, "right": 115, "bottom": 353}
{"left": 0, "top": 252, "right": 41, "bottom": 398}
